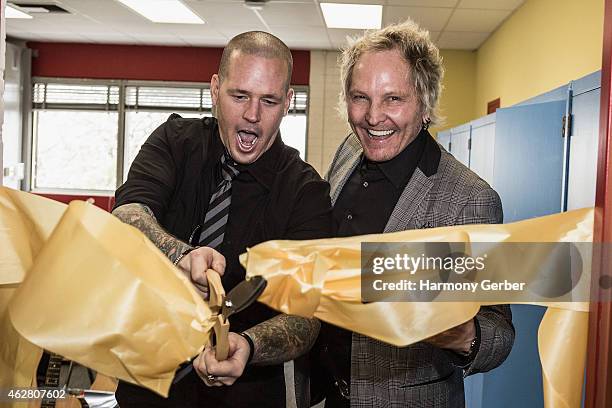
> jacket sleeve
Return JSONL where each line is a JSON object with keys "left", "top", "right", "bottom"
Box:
{"left": 285, "top": 175, "right": 334, "bottom": 241}
{"left": 457, "top": 187, "right": 515, "bottom": 375}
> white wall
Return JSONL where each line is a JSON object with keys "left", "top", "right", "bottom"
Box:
{"left": 2, "top": 42, "right": 25, "bottom": 189}
{"left": 306, "top": 50, "right": 350, "bottom": 176}
{"left": 1, "top": 0, "right": 6, "bottom": 186}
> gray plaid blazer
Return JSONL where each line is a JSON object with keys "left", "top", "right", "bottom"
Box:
{"left": 326, "top": 132, "right": 515, "bottom": 408}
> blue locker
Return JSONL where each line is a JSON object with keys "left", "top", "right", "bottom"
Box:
{"left": 518, "top": 83, "right": 568, "bottom": 106}
{"left": 440, "top": 71, "right": 600, "bottom": 408}
{"left": 468, "top": 113, "right": 496, "bottom": 186}
{"left": 477, "top": 304, "right": 548, "bottom": 408}
{"left": 464, "top": 100, "right": 566, "bottom": 408}
{"left": 493, "top": 101, "right": 566, "bottom": 222}
{"left": 450, "top": 123, "right": 471, "bottom": 167}
{"left": 437, "top": 129, "right": 451, "bottom": 151}
{"left": 567, "top": 72, "right": 601, "bottom": 210}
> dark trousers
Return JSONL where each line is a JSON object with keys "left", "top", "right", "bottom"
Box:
{"left": 116, "top": 364, "right": 285, "bottom": 408}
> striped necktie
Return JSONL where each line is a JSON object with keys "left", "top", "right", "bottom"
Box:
{"left": 197, "top": 153, "right": 240, "bottom": 248}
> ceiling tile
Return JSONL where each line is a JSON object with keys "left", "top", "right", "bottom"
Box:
{"left": 4, "top": 0, "right": 517, "bottom": 50}
{"left": 317, "top": 0, "right": 385, "bottom": 4}
{"left": 80, "top": 33, "right": 142, "bottom": 44}
{"left": 458, "top": 0, "right": 526, "bottom": 10}
{"left": 327, "top": 28, "right": 367, "bottom": 49}
{"left": 186, "top": 1, "right": 261, "bottom": 25}
{"left": 6, "top": 17, "right": 69, "bottom": 33}
{"left": 427, "top": 31, "right": 442, "bottom": 42}
{"left": 214, "top": 24, "right": 269, "bottom": 40}
{"left": 387, "top": 0, "right": 459, "bottom": 6}
{"left": 5, "top": 19, "right": 40, "bottom": 31}
{"left": 383, "top": 6, "right": 453, "bottom": 32}
{"left": 27, "top": 32, "right": 95, "bottom": 43}
{"left": 436, "top": 31, "right": 489, "bottom": 49}
{"left": 30, "top": 14, "right": 123, "bottom": 35}
{"left": 7, "top": 31, "right": 43, "bottom": 41}
{"left": 148, "top": 24, "right": 223, "bottom": 37}
{"left": 259, "top": 3, "right": 324, "bottom": 26}
{"left": 190, "top": 0, "right": 312, "bottom": 2}
{"left": 100, "top": 22, "right": 180, "bottom": 36}
{"left": 174, "top": 30, "right": 227, "bottom": 43}
{"left": 179, "top": 35, "right": 231, "bottom": 47}
{"left": 445, "top": 8, "right": 511, "bottom": 32}
{"left": 131, "top": 35, "right": 190, "bottom": 46}
{"left": 284, "top": 39, "right": 332, "bottom": 50}
{"left": 271, "top": 25, "right": 330, "bottom": 42}
{"left": 58, "top": 0, "right": 149, "bottom": 24}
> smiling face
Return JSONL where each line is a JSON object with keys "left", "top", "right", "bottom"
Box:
{"left": 347, "top": 49, "right": 426, "bottom": 162}
{"left": 211, "top": 50, "right": 293, "bottom": 164}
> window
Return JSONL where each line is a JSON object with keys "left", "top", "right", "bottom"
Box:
{"left": 30, "top": 78, "right": 309, "bottom": 193}
{"left": 280, "top": 115, "right": 307, "bottom": 158}
{"left": 34, "top": 111, "right": 118, "bottom": 190}
{"left": 124, "top": 110, "right": 207, "bottom": 179}
{"left": 31, "top": 81, "right": 120, "bottom": 192}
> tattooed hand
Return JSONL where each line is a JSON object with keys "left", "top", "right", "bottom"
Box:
{"left": 112, "top": 203, "right": 225, "bottom": 299}
{"left": 194, "top": 332, "right": 250, "bottom": 387}
{"left": 176, "top": 246, "right": 226, "bottom": 299}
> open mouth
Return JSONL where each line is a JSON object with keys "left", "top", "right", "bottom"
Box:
{"left": 367, "top": 129, "right": 395, "bottom": 138}
{"left": 237, "top": 130, "right": 259, "bottom": 152}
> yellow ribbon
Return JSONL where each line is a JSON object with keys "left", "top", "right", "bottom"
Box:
{"left": 241, "top": 208, "right": 594, "bottom": 408}
{"left": 0, "top": 186, "right": 593, "bottom": 407}
{"left": 0, "top": 187, "right": 213, "bottom": 398}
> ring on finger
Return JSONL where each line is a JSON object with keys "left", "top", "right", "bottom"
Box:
{"left": 206, "top": 374, "right": 217, "bottom": 382}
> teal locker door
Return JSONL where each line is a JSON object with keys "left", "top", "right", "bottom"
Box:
{"left": 450, "top": 124, "right": 471, "bottom": 167}
{"left": 470, "top": 100, "right": 566, "bottom": 408}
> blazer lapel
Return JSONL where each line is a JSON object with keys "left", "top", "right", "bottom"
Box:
{"left": 383, "top": 132, "right": 443, "bottom": 232}
{"left": 330, "top": 131, "right": 443, "bottom": 229}
{"left": 384, "top": 167, "right": 435, "bottom": 232}
{"left": 328, "top": 135, "right": 362, "bottom": 205}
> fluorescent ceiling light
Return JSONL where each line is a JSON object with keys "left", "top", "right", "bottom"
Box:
{"left": 320, "top": 3, "right": 382, "bottom": 30}
{"left": 6, "top": 4, "right": 33, "bottom": 19}
{"left": 117, "top": 0, "right": 205, "bottom": 24}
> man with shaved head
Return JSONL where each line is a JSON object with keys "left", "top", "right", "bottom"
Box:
{"left": 113, "top": 31, "right": 332, "bottom": 408}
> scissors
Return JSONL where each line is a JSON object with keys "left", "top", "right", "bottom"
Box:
{"left": 173, "top": 271, "right": 267, "bottom": 384}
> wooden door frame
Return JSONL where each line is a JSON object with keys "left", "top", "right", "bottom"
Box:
{"left": 585, "top": 0, "right": 612, "bottom": 406}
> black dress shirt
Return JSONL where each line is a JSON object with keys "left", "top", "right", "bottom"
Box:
{"left": 319, "top": 130, "right": 427, "bottom": 407}
{"left": 333, "top": 130, "right": 427, "bottom": 237}
{"left": 114, "top": 115, "right": 333, "bottom": 408}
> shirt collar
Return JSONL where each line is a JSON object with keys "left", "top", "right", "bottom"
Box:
{"left": 416, "top": 129, "right": 441, "bottom": 177}
{"left": 364, "top": 128, "right": 428, "bottom": 189}
{"left": 235, "top": 132, "right": 283, "bottom": 189}
{"left": 211, "top": 121, "right": 282, "bottom": 190}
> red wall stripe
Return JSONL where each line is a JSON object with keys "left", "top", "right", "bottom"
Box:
{"left": 35, "top": 193, "right": 115, "bottom": 212}
{"left": 28, "top": 42, "right": 310, "bottom": 85}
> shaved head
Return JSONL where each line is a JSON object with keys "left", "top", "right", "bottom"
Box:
{"left": 218, "top": 31, "right": 293, "bottom": 90}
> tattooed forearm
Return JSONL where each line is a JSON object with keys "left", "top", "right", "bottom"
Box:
{"left": 244, "top": 315, "right": 321, "bottom": 366}
{"left": 112, "top": 203, "right": 191, "bottom": 263}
